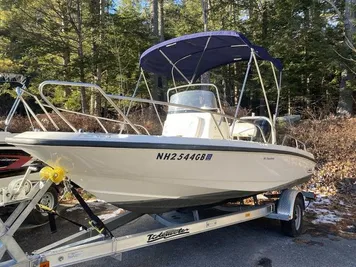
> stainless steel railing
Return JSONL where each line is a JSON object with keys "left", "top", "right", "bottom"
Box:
{"left": 42, "top": 104, "right": 150, "bottom": 135}
{"left": 39, "top": 80, "right": 142, "bottom": 134}
{"left": 5, "top": 80, "right": 304, "bottom": 147}
{"left": 4, "top": 84, "right": 150, "bottom": 135}
{"left": 281, "top": 135, "right": 306, "bottom": 150}
{"left": 34, "top": 80, "right": 273, "bottom": 143}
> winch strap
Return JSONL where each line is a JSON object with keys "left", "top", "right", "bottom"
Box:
{"left": 70, "top": 185, "right": 113, "bottom": 237}
{"left": 56, "top": 213, "right": 88, "bottom": 230}
{"left": 37, "top": 204, "right": 88, "bottom": 230}
{"left": 48, "top": 213, "right": 57, "bottom": 233}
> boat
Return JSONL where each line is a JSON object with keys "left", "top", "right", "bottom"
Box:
{"left": 0, "top": 132, "right": 34, "bottom": 179}
{"left": 0, "top": 73, "right": 62, "bottom": 226}
{"left": 0, "top": 73, "right": 53, "bottom": 181}
{"left": 0, "top": 73, "right": 34, "bottom": 179}
{"left": 6, "top": 31, "right": 316, "bottom": 214}
{"left": 0, "top": 72, "right": 60, "bottom": 182}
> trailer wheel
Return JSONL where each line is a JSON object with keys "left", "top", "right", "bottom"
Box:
{"left": 281, "top": 196, "right": 304, "bottom": 237}
{"left": 26, "top": 186, "right": 58, "bottom": 225}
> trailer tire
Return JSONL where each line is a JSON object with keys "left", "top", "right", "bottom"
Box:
{"left": 281, "top": 196, "right": 304, "bottom": 237}
{"left": 26, "top": 186, "right": 58, "bottom": 225}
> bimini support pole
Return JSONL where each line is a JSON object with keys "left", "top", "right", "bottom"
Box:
{"left": 120, "top": 71, "right": 159, "bottom": 134}
{"left": 190, "top": 36, "right": 212, "bottom": 83}
{"left": 230, "top": 51, "right": 254, "bottom": 137}
{"left": 141, "top": 69, "right": 164, "bottom": 129}
{"left": 278, "top": 72, "right": 282, "bottom": 115}
{"left": 125, "top": 71, "right": 143, "bottom": 117}
{"left": 252, "top": 52, "right": 276, "bottom": 144}
{"left": 270, "top": 62, "right": 282, "bottom": 127}
{"left": 170, "top": 54, "right": 192, "bottom": 90}
{"left": 159, "top": 50, "right": 191, "bottom": 84}
{"left": 118, "top": 71, "right": 144, "bottom": 134}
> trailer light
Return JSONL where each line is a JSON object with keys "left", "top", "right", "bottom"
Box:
{"left": 40, "top": 261, "right": 50, "bottom": 267}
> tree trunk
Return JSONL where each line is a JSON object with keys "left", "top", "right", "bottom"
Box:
{"left": 305, "top": 7, "right": 310, "bottom": 109}
{"left": 337, "top": 69, "right": 353, "bottom": 115}
{"left": 151, "top": 0, "right": 159, "bottom": 101}
{"left": 62, "top": 1, "right": 70, "bottom": 98}
{"left": 200, "top": 0, "right": 210, "bottom": 86}
{"left": 76, "top": 0, "right": 88, "bottom": 113}
{"left": 234, "top": 63, "right": 238, "bottom": 106}
{"left": 261, "top": 2, "right": 268, "bottom": 42}
{"left": 337, "top": 0, "right": 354, "bottom": 115}
{"left": 158, "top": 0, "right": 166, "bottom": 101}
{"left": 90, "top": 0, "right": 105, "bottom": 116}
{"left": 158, "top": 0, "right": 164, "bottom": 42}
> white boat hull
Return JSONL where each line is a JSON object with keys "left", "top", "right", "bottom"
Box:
{"left": 6, "top": 132, "right": 315, "bottom": 213}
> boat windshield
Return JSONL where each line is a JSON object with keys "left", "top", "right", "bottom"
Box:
{"left": 168, "top": 90, "right": 218, "bottom": 113}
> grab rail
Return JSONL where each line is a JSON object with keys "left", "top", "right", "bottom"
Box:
{"left": 240, "top": 116, "right": 276, "bottom": 144}
{"left": 42, "top": 104, "right": 150, "bottom": 135}
{"left": 17, "top": 88, "right": 59, "bottom": 131}
{"left": 281, "top": 135, "right": 306, "bottom": 150}
{"left": 38, "top": 81, "right": 141, "bottom": 134}
{"left": 4, "top": 87, "right": 59, "bottom": 132}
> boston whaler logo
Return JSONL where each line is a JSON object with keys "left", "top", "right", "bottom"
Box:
{"left": 147, "top": 228, "right": 190, "bottom": 243}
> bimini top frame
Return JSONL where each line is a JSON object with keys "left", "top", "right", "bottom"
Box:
{"left": 139, "top": 31, "right": 282, "bottom": 82}
{"left": 138, "top": 31, "right": 283, "bottom": 144}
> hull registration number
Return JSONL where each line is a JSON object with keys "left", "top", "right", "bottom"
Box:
{"left": 156, "top": 153, "right": 213, "bottom": 161}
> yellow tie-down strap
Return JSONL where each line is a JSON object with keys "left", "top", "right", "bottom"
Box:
{"left": 37, "top": 203, "right": 54, "bottom": 213}
{"left": 88, "top": 220, "right": 105, "bottom": 234}
{"left": 39, "top": 166, "right": 66, "bottom": 184}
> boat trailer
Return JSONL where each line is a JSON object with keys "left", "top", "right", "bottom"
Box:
{"left": 0, "top": 168, "right": 313, "bottom": 267}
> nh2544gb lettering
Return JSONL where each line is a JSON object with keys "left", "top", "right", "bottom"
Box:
{"left": 156, "top": 153, "right": 213, "bottom": 161}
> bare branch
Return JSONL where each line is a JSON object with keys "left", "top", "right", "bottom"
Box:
{"left": 323, "top": 0, "right": 356, "bottom": 52}
{"left": 345, "top": 37, "right": 356, "bottom": 52}
{"left": 345, "top": 63, "right": 356, "bottom": 75}
{"left": 333, "top": 49, "right": 356, "bottom": 62}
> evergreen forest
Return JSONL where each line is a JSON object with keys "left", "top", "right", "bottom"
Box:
{"left": 0, "top": 0, "right": 355, "bottom": 117}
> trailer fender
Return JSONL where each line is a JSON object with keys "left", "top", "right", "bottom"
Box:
{"left": 266, "top": 189, "right": 304, "bottom": 221}
{"left": 277, "top": 189, "right": 305, "bottom": 221}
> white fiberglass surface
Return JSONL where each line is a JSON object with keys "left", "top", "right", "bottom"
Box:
{"left": 12, "top": 140, "right": 315, "bottom": 202}
{"left": 6, "top": 131, "right": 315, "bottom": 202}
{"left": 6, "top": 131, "right": 315, "bottom": 160}
{"left": 0, "top": 132, "right": 14, "bottom": 144}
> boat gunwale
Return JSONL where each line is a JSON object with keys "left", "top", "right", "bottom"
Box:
{"left": 6, "top": 135, "right": 316, "bottom": 162}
